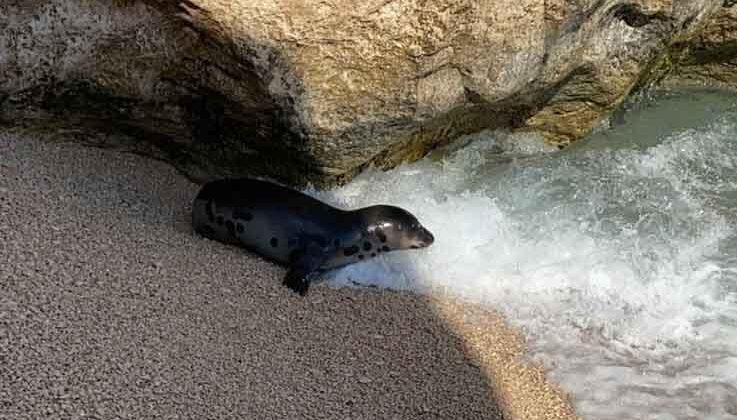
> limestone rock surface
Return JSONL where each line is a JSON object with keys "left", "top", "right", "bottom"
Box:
{"left": 0, "top": 0, "right": 732, "bottom": 185}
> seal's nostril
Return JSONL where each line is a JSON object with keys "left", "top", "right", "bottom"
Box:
{"left": 425, "top": 229, "right": 435, "bottom": 245}
{"left": 416, "top": 229, "right": 434, "bottom": 247}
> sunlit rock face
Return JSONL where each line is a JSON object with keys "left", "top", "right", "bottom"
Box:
{"left": 0, "top": 0, "right": 730, "bottom": 185}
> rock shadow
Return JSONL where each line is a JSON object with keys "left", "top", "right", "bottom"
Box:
{"left": 1, "top": 132, "right": 506, "bottom": 419}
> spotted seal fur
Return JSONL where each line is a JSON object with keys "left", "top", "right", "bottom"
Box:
{"left": 192, "top": 178, "right": 435, "bottom": 295}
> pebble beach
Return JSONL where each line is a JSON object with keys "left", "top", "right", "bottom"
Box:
{"left": 0, "top": 131, "right": 577, "bottom": 420}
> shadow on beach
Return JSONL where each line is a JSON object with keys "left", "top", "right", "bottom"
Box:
{"left": 1, "top": 132, "right": 510, "bottom": 419}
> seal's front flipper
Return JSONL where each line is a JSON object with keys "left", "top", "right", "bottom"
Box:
{"left": 284, "top": 245, "right": 328, "bottom": 296}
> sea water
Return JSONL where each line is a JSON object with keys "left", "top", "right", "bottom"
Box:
{"left": 319, "top": 90, "right": 737, "bottom": 420}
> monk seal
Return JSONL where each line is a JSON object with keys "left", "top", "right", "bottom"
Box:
{"left": 192, "top": 178, "right": 435, "bottom": 295}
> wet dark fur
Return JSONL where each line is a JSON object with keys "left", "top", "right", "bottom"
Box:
{"left": 192, "top": 178, "right": 434, "bottom": 295}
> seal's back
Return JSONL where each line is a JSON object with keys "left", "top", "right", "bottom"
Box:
{"left": 192, "top": 178, "right": 349, "bottom": 264}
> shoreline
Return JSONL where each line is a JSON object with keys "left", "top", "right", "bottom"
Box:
{"left": 0, "top": 130, "right": 577, "bottom": 419}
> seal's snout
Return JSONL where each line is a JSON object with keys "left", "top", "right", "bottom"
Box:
{"left": 422, "top": 228, "right": 435, "bottom": 246}
{"left": 412, "top": 227, "right": 434, "bottom": 248}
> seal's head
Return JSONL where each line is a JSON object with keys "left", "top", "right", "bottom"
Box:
{"left": 361, "top": 205, "right": 435, "bottom": 251}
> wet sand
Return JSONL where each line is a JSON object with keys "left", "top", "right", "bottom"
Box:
{"left": 0, "top": 130, "right": 578, "bottom": 419}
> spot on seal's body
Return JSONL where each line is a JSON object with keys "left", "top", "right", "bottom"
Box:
{"left": 363, "top": 241, "right": 372, "bottom": 251}
{"left": 270, "top": 237, "right": 279, "bottom": 248}
{"left": 236, "top": 223, "right": 244, "bottom": 234}
{"left": 343, "top": 245, "right": 359, "bottom": 256}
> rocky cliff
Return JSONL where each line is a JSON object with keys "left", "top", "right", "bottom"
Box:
{"left": 1, "top": 0, "right": 735, "bottom": 185}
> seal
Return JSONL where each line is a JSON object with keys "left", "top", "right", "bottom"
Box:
{"left": 192, "top": 178, "right": 435, "bottom": 295}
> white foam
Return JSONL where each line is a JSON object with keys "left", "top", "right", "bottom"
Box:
{"left": 322, "top": 93, "right": 737, "bottom": 419}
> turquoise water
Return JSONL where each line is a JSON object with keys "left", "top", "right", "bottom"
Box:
{"left": 321, "top": 90, "right": 737, "bottom": 419}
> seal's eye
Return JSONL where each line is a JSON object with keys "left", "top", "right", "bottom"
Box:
{"left": 376, "top": 230, "right": 387, "bottom": 243}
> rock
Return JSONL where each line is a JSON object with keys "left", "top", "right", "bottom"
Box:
{"left": 523, "top": 0, "right": 724, "bottom": 143}
{"left": 0, "top": 0, "right": 730, "bottom": 186}
{"left": 660, "top": 2, "right": 737, "bottom": 90}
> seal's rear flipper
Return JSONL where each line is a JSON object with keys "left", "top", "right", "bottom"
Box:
{"left": 284, "top": 244, "right": 328, "bottom": 296}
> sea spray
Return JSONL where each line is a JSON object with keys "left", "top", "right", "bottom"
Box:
{"left": 317, "top": 90, "right": 737, "bottom": 420}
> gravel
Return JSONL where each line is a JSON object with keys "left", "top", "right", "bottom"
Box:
{"left": 0, "top": 132, "right": 516, "bottom": 420}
